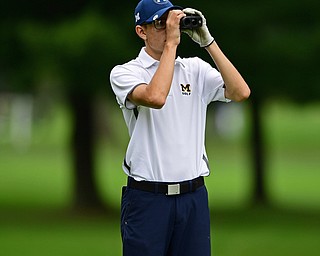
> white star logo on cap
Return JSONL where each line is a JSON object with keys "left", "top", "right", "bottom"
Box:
{"left": 153, "top": 14, "right": 159, "bottom": 20}
{"left": 135, "top": 13, "right": 140, "bottom": 22}
{"left": 154, "top": 0, "right": 167, "bottom": 3}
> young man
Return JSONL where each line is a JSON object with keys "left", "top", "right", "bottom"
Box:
{"left": 110, "top": 0, "right": 250, "bottom": 255}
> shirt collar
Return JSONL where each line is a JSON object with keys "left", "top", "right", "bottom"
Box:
{"left": 138, "top": 47, "right": 185, "bottom": 69}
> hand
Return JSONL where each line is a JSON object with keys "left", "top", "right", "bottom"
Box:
{"left": 165, "top": 10, "right": 186, "bottom": 47}
{"left": 182, "top": 8, "right": 214, "bottom": 48}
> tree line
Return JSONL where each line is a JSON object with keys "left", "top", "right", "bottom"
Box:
{"left": 1, "top": 0, "right": 319, "bottom": 211}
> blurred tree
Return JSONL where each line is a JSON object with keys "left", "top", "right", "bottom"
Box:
{"left": 2, "top": 0, "right": 319, "bottom": 210}
{"left": 180, "top": 0, "right": 320, "bottom": 205}
{"left": 0, "top": 0, "right": 135, "bottom": 211}
{"left": 211, "top": 0, "right": 320, "bottom": 205}
{"left": 53, "top": 13, "right": 133, "bottom": 210}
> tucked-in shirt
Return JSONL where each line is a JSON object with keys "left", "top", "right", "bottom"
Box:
{"left": 110, "top": 47, "right": 230, "bottom": 182}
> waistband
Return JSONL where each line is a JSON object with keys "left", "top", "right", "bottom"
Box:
{"left": 127, "top": 176, "right": 205, "bottom": 196}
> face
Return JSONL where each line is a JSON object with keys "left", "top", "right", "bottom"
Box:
{"left": 136, "top": 13, "right": 169, "bottom": 60}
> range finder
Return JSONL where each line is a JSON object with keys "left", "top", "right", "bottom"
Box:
{"left": 180, "top": 14, "right": 202, "bottom": 29}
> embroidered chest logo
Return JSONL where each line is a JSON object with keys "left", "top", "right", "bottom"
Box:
{"left": 180, "top": 84, "right": 191, "bottom": 96}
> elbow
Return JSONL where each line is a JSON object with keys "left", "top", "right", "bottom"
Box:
{"left": 151, "top": 101, "right": 166, "bottom": 109}
{"left": 228, "top": 88, "right": 251, "bottom": 102}
{"left": 238, "top": 87, "right": 251, "bottom": 102}
{"left": 129, "top": 90, "right": 167, "bottom": 109}
{"left": 152, "top": 98, "right": 167, "bottom": 109}
{"left": 145, "top": 94, "right": 167, "bottom": 109}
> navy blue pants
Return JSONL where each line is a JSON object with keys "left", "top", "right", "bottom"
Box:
{"left": 120, "top": 185, "right": 211, "bottom": 256}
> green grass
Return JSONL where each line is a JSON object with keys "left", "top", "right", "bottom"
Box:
{"left": 0, "top": 100, "right": 320, "bottom": 255}
{"left": 0, "top": 208, "right": 319, "bottom": 256}
{"left": 0, "top": 147, "right": 72, "bottom": 208}
{"left": 1, "top": 100, "right": 319, "bottom": 210}
{"left": 0, "top": 210, "right": 120, "bottom": 256}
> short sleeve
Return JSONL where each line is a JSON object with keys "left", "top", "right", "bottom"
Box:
{"left": 110, "top": 65, "right": 146, "bottom": 109}
{"left": 197, "top": 58, "right": 231, "bottom": 104}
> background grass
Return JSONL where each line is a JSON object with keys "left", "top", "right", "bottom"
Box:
{"left": 0, "top": 100, "right": 320, "bottom": 255}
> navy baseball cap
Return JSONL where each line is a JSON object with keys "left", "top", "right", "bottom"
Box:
{"left": 134, "top": 0, "right": 182, "bottom": 25}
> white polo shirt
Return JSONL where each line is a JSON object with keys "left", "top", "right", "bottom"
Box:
{"left": 110, "top": 47, "right": 230, "bottom": 182}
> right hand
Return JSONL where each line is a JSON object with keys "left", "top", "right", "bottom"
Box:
{"left": 165, "top": 10, "right": 186, "bottom": 47}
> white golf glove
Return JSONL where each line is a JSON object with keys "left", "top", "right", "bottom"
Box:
{"left": 182, "top": 8, "right": 214, "bottom": 48}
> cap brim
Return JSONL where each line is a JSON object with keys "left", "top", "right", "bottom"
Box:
{"left": 144, "top": 5, "right": 183, "bottom": 23}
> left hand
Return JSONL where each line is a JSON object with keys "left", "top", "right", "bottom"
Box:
{"left": 182, "top": 8, "right": 214, "bottom": 48}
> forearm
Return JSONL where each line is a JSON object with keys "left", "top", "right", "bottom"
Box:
{"left": 129, "top": 9, "right": 184, "bottom": 109}
{"left": 147, "top": 44, "right": 177, "bottom": 107}
{"left": 128, "top": 44, "right": 177, "bottom": 109}
{"left": 206, "top": 42, "right": 250, "bottom": 102}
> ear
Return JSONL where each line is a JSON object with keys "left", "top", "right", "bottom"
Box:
{"left": 136, "top": 25, "right": 147, "bottom": 41}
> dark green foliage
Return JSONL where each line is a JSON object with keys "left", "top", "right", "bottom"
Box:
{"left": 1, "top": 0, "right": 320, "bottom": 100}
{"left": 1, "top": 0, "right": 319, "bottom": 209}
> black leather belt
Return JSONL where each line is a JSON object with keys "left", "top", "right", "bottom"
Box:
{"left": 127, "top": 176, "right": 204, "bottom": 196}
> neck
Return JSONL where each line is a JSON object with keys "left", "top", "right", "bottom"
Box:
{"left": 144, "top": 46, "right": 162, "bottom": 61}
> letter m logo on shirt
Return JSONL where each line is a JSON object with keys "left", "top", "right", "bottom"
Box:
{"left": 180, "top": 84, "right": 191, "bottom": 96}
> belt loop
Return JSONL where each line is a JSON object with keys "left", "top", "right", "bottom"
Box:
{"left": 155, "top": 183, "right": 159, "bottom": 194}
{"left": 189, "top": 180, "right": 193, "bottom": 192}
{"left": 128, "top": 176, "right": 132, "bottom": 187}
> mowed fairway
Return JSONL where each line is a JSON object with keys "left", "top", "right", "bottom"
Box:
{"left": 0, "top": 101, "right": 319, "bottom": 256}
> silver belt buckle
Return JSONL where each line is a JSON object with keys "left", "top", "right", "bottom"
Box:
{"left": 166, "top": 184, "right": 180, "bottom": 196}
